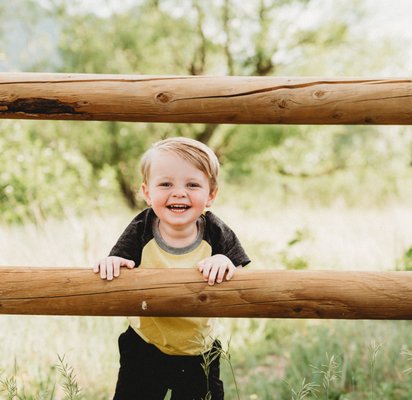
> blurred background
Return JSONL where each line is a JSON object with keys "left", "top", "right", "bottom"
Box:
{"left": 1, "top": 0, "right": 412, "bottom": 399}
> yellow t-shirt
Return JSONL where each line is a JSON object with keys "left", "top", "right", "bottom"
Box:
{"left": 129, "top": 237, "right": 214, "bottom": 355}
{"left": 109, "top": 208, "right": 250, "bottom": 356}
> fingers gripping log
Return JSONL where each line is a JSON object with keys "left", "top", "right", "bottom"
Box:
{"left": 1, "top": 73, "right": 412, "bottom": 124}
{"left": 1, "top": 268, "right": 412, "bottom": 319}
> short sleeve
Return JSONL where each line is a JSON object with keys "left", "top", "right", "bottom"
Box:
{"left": 204, "top": 211, "right": 250, "bottom": 267}
{"left": 109, "top": 209, "right": 154, "bottom": 267}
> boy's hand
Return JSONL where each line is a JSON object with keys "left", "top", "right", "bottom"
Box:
{"left": 197, "top": 254, "right": 238, "bottom": 286}
{"left": 93, "top": 256, "right": 135, "bottom": 280}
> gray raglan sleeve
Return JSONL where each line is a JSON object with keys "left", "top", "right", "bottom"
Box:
{"left": 205, "top": 212, "right": 250, "bottom": 267}
{"left": 108, "top": 209, "right": 152, "bottom": 267}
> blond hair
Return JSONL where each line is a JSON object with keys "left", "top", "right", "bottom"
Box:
{"left": 140, "top": 137, "right": 220, "bottom": 193}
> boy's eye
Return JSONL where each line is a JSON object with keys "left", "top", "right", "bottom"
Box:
{"left": 159, "top": 182, "right": 172, "bottom": 187}
{"left": 187, "top": 182, "right": 201, "bottom": 188}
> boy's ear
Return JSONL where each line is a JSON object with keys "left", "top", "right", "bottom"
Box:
{"left": 206, "top": 188, "right": 218, "bottom": 208}
{"left": 141, "top": 183, "right": 151, "bottom": 206}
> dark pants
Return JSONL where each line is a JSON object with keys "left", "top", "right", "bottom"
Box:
{"left": 113, "top": 326, "right": 224, "bottom": 400}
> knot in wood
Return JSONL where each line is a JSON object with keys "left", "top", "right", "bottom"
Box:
{"left": 313, "top": 90, "right": 326, "bottom": 98}
{"left": 277, "top": 98, "right": 288, "bottom": 109}
{"left": 156, "top": 92, "right": 171, "bottom": 104}
{"left": 332, "top": 111, "right": 344, "bottom": 120}
{"left": 198, "top": 294, "right": 208, "bottom": 302}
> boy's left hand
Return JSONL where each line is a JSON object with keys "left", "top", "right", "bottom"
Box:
{"left": 197, "top": 254, "right": 238, "bottom": 286}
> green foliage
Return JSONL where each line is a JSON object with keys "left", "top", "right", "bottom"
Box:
{"left": 279, "top": 229, "right": 311, "bottom": 270}
{"left": 287, "top": 378, "right": 319, "bottom": 400}
{"left": 218, "top": 124, "right": 291, "bottom": 178}
{"left": 57, "top": 1, "right": 217, "bottom": 76}
{"left": 56, "top": 355, "right": 81, "bottom": 400}
{"left": 0, "top": 375, "right": 17, "bottom": 400}
{"left": 1, "top": 0, "right": 412, "bottom": 225}
{"left": 311, "top": 354, "right": 341, "bottom": 399}
{"left": 396, "top": 247, "right": 412, "bottom": 271}
{"left": 0, "top": 121, "right": 100, "bottom": 224}
{"left": 201, "top": 338, "right": 240, "bottom": 400}
{"left": 214, "top": 319, "right": 412, "bottom": 399}
{"left": 274, "top": 321, "right": 412, "bottom": 399}
{"left": 0, "top": 356, "right": 82, "bottom": 400}
{"left": 221, "top": 126, "right": 412, "bottom": 210}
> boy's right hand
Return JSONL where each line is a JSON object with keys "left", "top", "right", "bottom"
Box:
{"left": 93, "top": 256, "right": 135, "bottom": 280}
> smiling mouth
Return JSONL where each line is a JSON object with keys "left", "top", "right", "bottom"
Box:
{"left": 167, "top": 204, "right": 191, "bottom": 212}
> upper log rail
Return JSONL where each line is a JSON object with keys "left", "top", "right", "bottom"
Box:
{"left": 1, "top": 73, "right": 412, "bottom": 124}
{"left": 1, "top": 267, "right": 412, "bottom": 319}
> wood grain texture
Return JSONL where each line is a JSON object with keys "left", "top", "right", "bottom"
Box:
{"left": 1, "top": 73, "right": 412, "bottom": 124}
{"left": 1, "top": 267, "right": 412, "bottom": 319}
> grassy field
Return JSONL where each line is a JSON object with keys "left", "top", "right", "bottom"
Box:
{"left": 1, "top": 204, "right": 412, "bottom": 399}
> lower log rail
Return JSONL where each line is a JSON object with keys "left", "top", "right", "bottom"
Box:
{"left": 1, "top": 267, "right": 412, "bottom": 319}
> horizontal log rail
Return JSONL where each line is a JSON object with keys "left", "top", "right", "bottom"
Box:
{"left": 1, "top": 267, "right": 412, "bottom": 319}
{"left": 1, "top": 73, "right": 412, "bottom": 124}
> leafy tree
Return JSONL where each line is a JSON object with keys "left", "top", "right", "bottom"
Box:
{"left": 51, "top": 0, "right": 386, "bottom": 208}
{"left": 1, "top": 0, "right": 412, "bottom": 222}
{"left": 0, "top": 120, "right": 107, "bottom": 224}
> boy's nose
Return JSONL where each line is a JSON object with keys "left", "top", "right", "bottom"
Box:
{"left": 172, "top": 188, "right": 187, "bottom": 198}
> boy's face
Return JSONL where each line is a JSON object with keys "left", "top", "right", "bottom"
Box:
{"left": 141, "top": 150, "right": 217, "bottom": 231}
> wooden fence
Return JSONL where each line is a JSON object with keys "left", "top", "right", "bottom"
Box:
{"left": 1, "top": 268, "right": 412, "bottom": 319}
{"left": 1, "top": 73, "right": 412, "bottom": 124}
{"left": 1, "top": 72, "right": 412, "bottom": 319}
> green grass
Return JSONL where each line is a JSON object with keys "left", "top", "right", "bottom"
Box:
{"left": 219, "top": 319, "right": 412, "bottom": 399}
{"left": 3, "top": 319, "right": 412, "bottom": 399}
{"left": 2, "top": 205, "right": 412, "bottom": 398}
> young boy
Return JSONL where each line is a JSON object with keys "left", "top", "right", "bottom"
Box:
{"left": 94, "top": 137, "right": 250, "bottom": 400}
